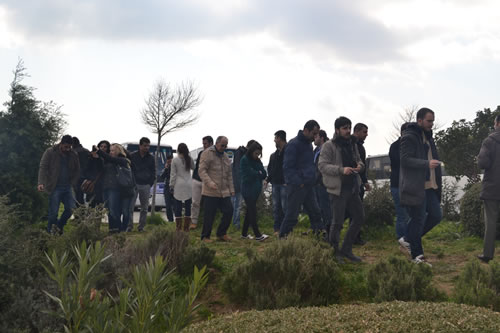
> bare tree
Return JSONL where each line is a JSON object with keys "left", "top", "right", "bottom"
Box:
{"left": 141, "top": 80, "right": 202, "bottom": 214}
{"left": 386, "top": 105, "right": 419, "bottom": 144}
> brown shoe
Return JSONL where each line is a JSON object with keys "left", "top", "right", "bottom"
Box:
{"left": 217, "top": 234, "right": 232, "bottom": 242}
{"left": 183, "top": 217, "right": 191, "bottom": 232}
{"left": 175, "top": 217, "right": 182, "bottom": 231}
{"left": 202, "top": 238, "right": 213, "bottom": 243}
{"left": 189, "top": 223, "right": 197, "bottom": 230}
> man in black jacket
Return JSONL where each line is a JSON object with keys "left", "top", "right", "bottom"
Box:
{"left": 400, "top": 108, "right": 442, "bottom": 266}
{"left": 267, "top": 130, "right": 287, "bottom": 235}
{"left": 389, "top": 123, "right": 410, "bottom": 249}
{"left": 72, "top": 136, "right": 90, "bottom": 205}
{"left": 129, "top": 137, "right": 156, "bottom": 232}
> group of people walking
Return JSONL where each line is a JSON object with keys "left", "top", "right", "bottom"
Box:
{"left": 37, "top": 108, "right": 500, "bottom": 266}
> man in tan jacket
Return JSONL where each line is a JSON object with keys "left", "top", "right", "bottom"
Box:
{"left": 198, "top": 136, "right": 235, "bottom": 242}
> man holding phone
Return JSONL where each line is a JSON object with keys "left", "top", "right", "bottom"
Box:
{"left": 318, "top": 117, "right": 365, "bottom": 262}
{"left": 400, "top": 108, "right": 442, "bottom": 266}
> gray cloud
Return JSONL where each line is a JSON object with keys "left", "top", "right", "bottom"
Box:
{"left": 1, "top": 0, "right": 404, "bottom": 63}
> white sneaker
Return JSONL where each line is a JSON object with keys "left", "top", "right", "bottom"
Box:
{"left": 241, "top": 234, "right": 254, "bottom": 240}
{"left": 412, "top": 254, "right": 432, "bottom": 267}
{"left": 255, "top": 234, "right": 269, "bottom": 241}
{"left": 399, "top": 237, "right": 411, "bottom": 255}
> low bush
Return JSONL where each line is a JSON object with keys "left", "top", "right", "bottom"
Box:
{"left": 460, "top": 182, "right": 484, "bottom": 237}
{"left": 147, "top": 212, "right": 167, "bottom": 225}
{"left": 441, "top": 178, "right": 460, "bottom": 221}
{"left": 367, "top": 256, "right": 446, "bottom": 302}
{"left": 185, "top": 302, "right": 500, "bottom": 332}
{"left": 363, "top": 182, "right": 394, "bottom": 227}
{"left": 454, "top": 260, "right": 500, "bottom": 311}
{"left": 178, "top": 244, "right": 216, "bottom": 276}
{"left": 460, "top": 182, "right": 500, "bottom": 239}
{"left": 222, "top": 237, "right": 347, "bottom": 309}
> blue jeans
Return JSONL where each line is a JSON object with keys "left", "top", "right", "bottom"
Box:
{"left": 315, "top": 184, "right": 332, "bottom": 231}
{"left": 272, "top": 184, "right": 287, "bottom": 232}
{"left": 279, "top": 184, "right": 323, "bottom": 238}
{"left": 174, "top": 198, "right": 192, "bottom": 217}
{"left": 47, "top": 185, "right": 76, "bottom": 233}
{"left": 406, "top": 189, "right": 442, "bottom": 258}
{"left": 391, "top": 187, "right": 410, "bottom": 240}
{"left": 231, "top": 192, "right": 242, "bottom": 228}
{"left": 104, "top": 189, "right": 132, "bottom": 232}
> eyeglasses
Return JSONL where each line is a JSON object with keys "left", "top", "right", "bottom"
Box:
{"left": 220, "top": 144, "right": 227, "bottom": 148}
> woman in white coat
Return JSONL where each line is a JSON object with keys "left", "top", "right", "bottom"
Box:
{"left": 170, "top": 143, "right": 194, "bottom": 231}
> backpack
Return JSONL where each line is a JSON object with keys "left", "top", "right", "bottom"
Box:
{"left": 116, "top": 164, "right": 135, "bottom": 197}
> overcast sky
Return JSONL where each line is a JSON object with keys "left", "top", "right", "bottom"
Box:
{"left": 1, "top": 0, "right": 499, "bottom": 162}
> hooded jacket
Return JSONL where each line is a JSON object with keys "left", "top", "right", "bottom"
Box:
{"left": 38, "top": 144, "right": 80, "bottom": 194}
{"left": 478, "top": 127, "right": 500, "bottom": 201}
{"left": 283, "top": 130, "right": 316, "bottom": 186}
{"left": 399, "top": 123, "right": 442, "bottom": 206}
{"left": 198, "top": 146, "right": 234, "bottom": 198}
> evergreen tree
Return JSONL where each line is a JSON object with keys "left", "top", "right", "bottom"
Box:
{"left": 0, "top": 59, "right": 65, "bottom": 223}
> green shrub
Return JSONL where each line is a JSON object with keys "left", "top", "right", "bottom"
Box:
{"left": 43, "top": 241, "right": 209, "bottom": 333}
{"left": 363, "top": 182, "right": 394, "bottom": 227}
{"left": 178, "top": 244, "right": 216, "bottom": 276}
{"left": 47, "top": 204, "right": 107, "bottom": 256}
{"left": 454, "top": 260, "right": 500, "bottom": 311}
{"left": 441, "top": 178, "right": 460, "bottom": 221}
{"left": 110, "top": 227, "right": 189, "bottom": 280}
{"left": 147, "top": 212, "right": 167, "bottom": 225}
{"left": 460, "top": 182, "right": 484, "bottom": 237}
{"left": 185, "top": 302, "right": 500, "bottom": 333}
{"left": 459, "top": 182, "right": 500, "bottom": 239}
{"left": 222, "top": 237, "right": 347, "bottom": 309}
{"left": 367, "top": 256, "right": 446, "bottom": 302}
{"left": 0, "top": 196, "right": 61, "bottom": 332}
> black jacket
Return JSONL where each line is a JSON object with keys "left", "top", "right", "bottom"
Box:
{"left": 267, "top": 146, "right": 286, "bottom": 185}
{"left": 232, "top": 146, "right": 247, "bottom": 193}
{"left": 400, "top": 123, "right": 442, "bottom": 206}
{"left": 389, "top": 138, "right": 401, "bottom": 188}
{"left": 283, "top": 130, "right": 316, "bottom": 186}
{"left": 478, "top": 128, "right": 500, "bottom": 201}
{"left": 97, "top": 150, "right": 131, "bottom": 191}
{"left": 130, "top": 151, "right": 155, "bottom": 186}
{"left": 356, "top": 139, "right": 368, "bottom": 184}
{"left": 192, "top": 151, "right": 203, "bottom": 182}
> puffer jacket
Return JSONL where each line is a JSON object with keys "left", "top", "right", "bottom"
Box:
{"left": 318, "top": 135, "right": 364, "bottom": 196}
{"left": 198, "top": 146, "right": 234, "bottom": 198}
{"left": 283, "top": 130, "right": 316, "bottom": 185}
{"left": 478, "top": 128, "right": 500, "bottom": 200}
{"left": 38, "top": 144, "right": 80, "bottom": 193}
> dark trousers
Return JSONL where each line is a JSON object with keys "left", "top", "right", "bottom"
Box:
{"left": 406, "top": 189, "right": 442, "bottom": 258}
{"left": 75, "top": 178, "right": 85, "bottom": 205}
{"left": 163, "top": 191, "right": 175, "bottom": 221}
{"left": 242, "top": 197, "right": 262, "bottom": 238}
{"left": 174, "top": 198, "right": 192, "bottom": 218}
{"left": 315, "top": 184, "right": 332, "bottom": 232}
{"left": 329, "top": 188, "right": 364, "bottom": 254}
{"left": 279, "top": 184, "right": 323, "bottom": 238}
{"left": 201, "top": 196, "right": 233, "bottom": 240}
{"left": 272, "top": 184, "right": 287, "bottom": 232}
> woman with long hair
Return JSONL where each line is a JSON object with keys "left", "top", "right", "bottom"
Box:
{"left": 170, "top": 143, "right": 194, "bottom": 231}
{"left": 96, "top": 143, "right": 135, "bottom": 232}
{"left": 240, "top": 141, "right": 269, "bottom": 241}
